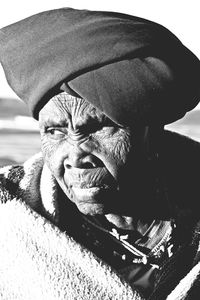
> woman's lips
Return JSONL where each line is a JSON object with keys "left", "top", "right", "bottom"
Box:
{"left": 63, "top": 167, "right": 118, "bottom": 214}
{"left": 72, "top": 185, "right": 117, "bottom": 203}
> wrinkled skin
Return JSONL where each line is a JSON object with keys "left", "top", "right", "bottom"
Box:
{"left": 39, "top": 92, "right": 165, "bottom": 231}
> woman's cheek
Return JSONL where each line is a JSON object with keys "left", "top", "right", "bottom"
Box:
{"left": 95, "top": 129, "right": 131, "bottom": 166}
{"left": 84, "top": 132, "right": 131, "bottom": 182}
{"left": 40, "top": 135, "right": 65, "bottom": 176}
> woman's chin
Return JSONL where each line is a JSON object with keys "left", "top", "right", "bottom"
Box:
{"left": 70, "top": 186, "right": 115, "bottom": 215}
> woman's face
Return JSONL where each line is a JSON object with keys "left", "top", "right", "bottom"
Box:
{"left": 39, "top": 92, "right": 148, "bottom": 217}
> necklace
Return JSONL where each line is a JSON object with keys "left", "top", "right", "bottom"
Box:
{"left": 82, "top": 215, "right": 175, "bottom": 269}
{"left": 110, "top": 224, "right": 174, "bottom": 269}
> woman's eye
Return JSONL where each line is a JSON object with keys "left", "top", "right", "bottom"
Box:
{"left": 46, "top": 128, "right": 66, "bottom": 139}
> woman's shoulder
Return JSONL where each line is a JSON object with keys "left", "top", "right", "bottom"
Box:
{"left": 163, "top": 130, "right": 200, "bottom": 159}
{"left": 0, "top": 152, "right": 43, "bottom": 204}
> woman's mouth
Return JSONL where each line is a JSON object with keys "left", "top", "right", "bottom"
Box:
{"left": 62, "top": 167, "right": 118, "bottom": 214}
{"left": 72, "top": 186, "right": 116, "bottom": 203}
{"left": 71, "top": 185, "right": 118, "bottom": 215}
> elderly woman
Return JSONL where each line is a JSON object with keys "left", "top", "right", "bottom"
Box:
{"left": 0, "top": 8, "right": 200, "bottom": 300}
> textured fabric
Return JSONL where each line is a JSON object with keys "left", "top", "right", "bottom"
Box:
{"left": 0, "top": 8, "right": 200, "bottom": 125}
{"left": 0, "top": 154, "right": 140, "bottom": 300}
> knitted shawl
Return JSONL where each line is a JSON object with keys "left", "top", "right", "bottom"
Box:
{"left": 0, "top": 153, "right": 200, "bottom": 299}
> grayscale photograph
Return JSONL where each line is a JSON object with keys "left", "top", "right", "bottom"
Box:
{"left": 0, "top": 1, "right": 199, "bottom": 299}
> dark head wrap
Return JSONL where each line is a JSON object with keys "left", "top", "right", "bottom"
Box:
{"left": 0, "top": 8, "right": 199, "bottom": 126}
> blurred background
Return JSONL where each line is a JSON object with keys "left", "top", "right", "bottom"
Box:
{"left": 0, "top": 98, "right": 40, "bottom": 166}
{"left": 0, "top": 0, "right": 200, "bottom": 167}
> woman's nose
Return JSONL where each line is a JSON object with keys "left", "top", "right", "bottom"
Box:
{"left": 64, "top": 147, "right": 101, "bottom": 169}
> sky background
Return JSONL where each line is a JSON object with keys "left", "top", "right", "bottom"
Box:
{"left": 0, "top": 0, "right": 199, "bottom": 101}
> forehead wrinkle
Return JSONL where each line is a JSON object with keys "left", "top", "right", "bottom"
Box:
{"left": 40, "top": 111, "right": 68, "bottom": 127}
{"left": 40, "top": 92, "right": 108, "bottom": 128}
{"left": 57, "top": 96, "right": 106, "bottom": 129}
{"left": 54, "top": 98, "right": 71, "bottom": 119}
{"left": 39, "top": 98, "right": 70, "bottom": 126}
{"left": 55, "top": 97, "right": 88, "bottom": 129}
{"left": 50, "top": 92, "right": 81, "bottom": 122}
{"left": 73, "top": 101, "right": 107, "bottom": 129}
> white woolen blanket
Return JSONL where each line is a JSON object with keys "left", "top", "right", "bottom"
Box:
{"left": 0, "top": 199, "right": 142, "bottom": 300}
{"left": 0, "top": 153, "right": 141, "bottom": 300}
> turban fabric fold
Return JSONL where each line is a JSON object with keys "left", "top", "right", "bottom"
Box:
{"left": 0, "top": 8, "right": 199, "bottom": 125}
